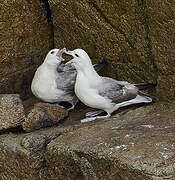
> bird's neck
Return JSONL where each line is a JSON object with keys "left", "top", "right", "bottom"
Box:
{"left": 42, "top": 62, "right": 58, "bottom": 74}
{"left": 77, "top": 62, "right": 101, "bottom": 82}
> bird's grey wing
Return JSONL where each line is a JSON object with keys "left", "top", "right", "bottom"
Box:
{"left": 56, "top": 71, "right": 76, "bottom": 92}
{"left": 57, "top": 63, "right": 76, "bottom": 72}
{"left": 98, "top": 77, "right": 138, "bottom": 104}
{"left": 57, "top": 63, "right": 66, "bottom": 72}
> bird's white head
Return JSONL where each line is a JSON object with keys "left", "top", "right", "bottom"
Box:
{"left": 44, "top": 48, "right": 65, "bottom": 66}
{"left": 65, "top": 49, "right": 92, "bottom": 71}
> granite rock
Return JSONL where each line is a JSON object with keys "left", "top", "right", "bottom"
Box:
{"left": 0, "top": 103, "right": 175, "bottom": 180}
{"left": 0, "top": 0, "right": 53, "bottom": 99}
{"left": 49, "top": 0, "right": 175, "bottom": 101}
{"left": 0, "top": 102, "right": 175, "bottom": 179}
{"left": 0, "top": 128, "right": 60, "bottom": 179}
{"left": 45, "top": 102, "right": 175, "bottom": 179}
{"left": 0, "top": 94, "right": 25, "bottom": 131}
{"left": 22, "top": 103, "right": 68, "bottom": 132}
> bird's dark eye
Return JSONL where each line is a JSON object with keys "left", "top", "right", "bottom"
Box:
{"left": 75, "top": 53, "right": 79, "bottom": 57}
{"left": 50, "top": 51, "right": 55, "bottom": 54}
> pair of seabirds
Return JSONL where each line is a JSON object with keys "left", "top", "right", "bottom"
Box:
{"left": 31, "top": 48, "right": 106, "bottom": 111}
{"left": 31, "top": 48, "right": 154, "bottom": 123}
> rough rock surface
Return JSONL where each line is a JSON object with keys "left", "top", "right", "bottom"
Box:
{"left": 0, "top": 0, "right": 175, "bottom": 179}
{"left": 49, "top": 0, "right": 175, "bottom": 101}
{"left": 146, "top": 0, "right": 175, "bottom": 101}
{"left": 0, "top": 94, "right": 25, "bottom": 131}
{"left": 0, "top": 0, "right": 53, "bottom": 99}
{"left": 45, "top": 102, "right": 175, "bottom": 180}
{"left": 0, "top": 128, "right": 61, "bottom": 179}
{"left": 22, "top": 103, "right": 68, "bottom": 132}
{"left": 0, "top": 102, "right": 175, "bottom": 179}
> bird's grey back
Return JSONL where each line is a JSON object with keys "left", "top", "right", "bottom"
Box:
{"left": 56, "top": 71, "right": 76, "bottom": 93}
{"left": 56, "top": 61, "right": 107, "bottom": 93}
{"left": 57, "top": 63, "right": 75, "bottom": 72}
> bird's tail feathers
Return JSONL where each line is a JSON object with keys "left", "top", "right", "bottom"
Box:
{"left": 138, "top": 90, "right": 156, "bottom": 100}
{"left": 134, "top": 83, "right": 157, "bottom": 90}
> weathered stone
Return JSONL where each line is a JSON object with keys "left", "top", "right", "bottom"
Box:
{"left": 45, "top": 102, "right": 175, "bottom": 179}
{"left": 0, "top": 94, "right": 25, "bottom": 131}
{"left": 146, "top": 0, "right": 175, "bottom": 101}
{"left": 22, "top": 103, "right": 68, "bottom": 132}
{"left": 49, "top": 0, "right": 156, "bottom": 81}
{"left": 49, "top": 0, "right": 175, "bottom": 101}
{"left": 0, "top": 102, "right": 175, "bottom": 179}
{"left": 0, "top": 128, "right": 60, "bottom": 180}
{"left": 0, "top": 0, "right": 53, "bottom": 99}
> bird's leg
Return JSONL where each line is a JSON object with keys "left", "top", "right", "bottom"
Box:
{"left": 81, "top": 113, "right": 111, "bottom": 123}
{"left": 55, "top": 103, "right": 66, "bottom": 109}
{"left": 67, "top": 99, "right": 79, "bottom": 111}
{"left": 85, "top": 110, "right": 104, "bottom": 117}
{"left": 67, "top": 104, "right": 75, "bottom": 111}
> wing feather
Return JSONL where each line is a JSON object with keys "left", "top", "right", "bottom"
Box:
{"left": 56, "top": 71, "right": 76, "bottom": 92}
{"left": 98, "top": 77, "right": 138, "bottom": 104}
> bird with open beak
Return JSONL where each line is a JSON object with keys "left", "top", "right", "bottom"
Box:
{"left": 31, "top": 48, "right": 79, "bottom": 110}
{"left": 31, "top": 48, "right": 107, "bottom": 110}
{"left": 65, "top": 49, "right": 154, "bottom": 122}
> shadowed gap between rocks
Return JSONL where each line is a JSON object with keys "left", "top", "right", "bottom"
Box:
{"left": 40, "top": 0, "right": 55, "bottom": 48}
{"left": 0, "top": 125, "right": 24, "bottom": 135}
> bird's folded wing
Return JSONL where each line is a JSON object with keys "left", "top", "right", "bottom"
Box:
{"left": 98, "top": 77, "right": 138, "bottom": 104}
{"left": 56, "top": 71, "right": 76, "bottom": 92}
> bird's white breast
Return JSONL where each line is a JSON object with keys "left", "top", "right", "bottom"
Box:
{"left": 74, "top": 71, "right": 110, "bottom": 110}
{"left": 31, "top": 65, "right": 63, "bottom": 102}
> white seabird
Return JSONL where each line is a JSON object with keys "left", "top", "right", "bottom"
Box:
{"left": 31, "top": 48, "right": 106, "bottom": 110}
{"left": 65, "top": 49, "right": 154, "bottom": 122}
{"left": 31, "top": 48, "right": 78, "bottom": 110}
